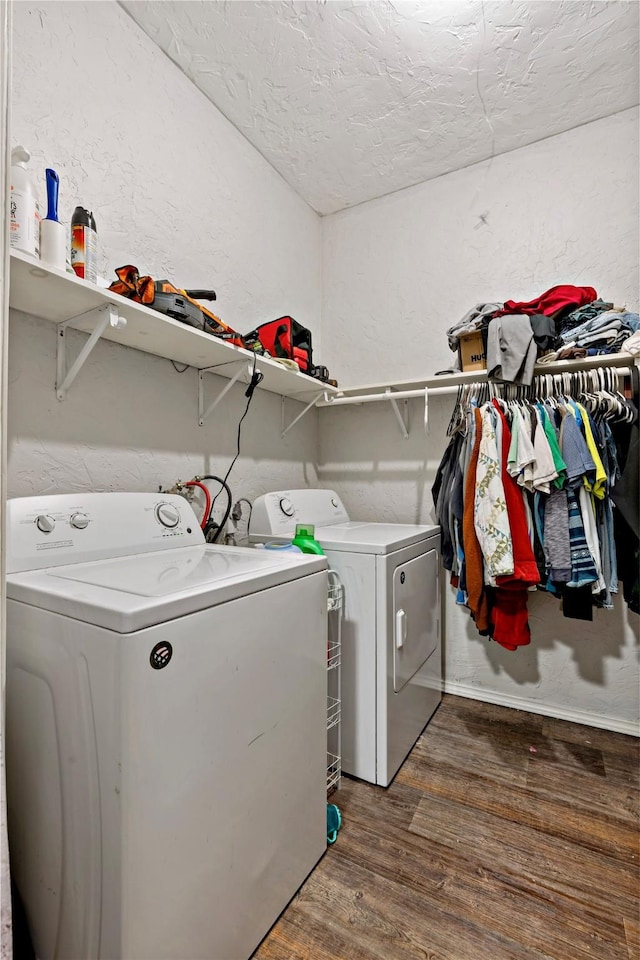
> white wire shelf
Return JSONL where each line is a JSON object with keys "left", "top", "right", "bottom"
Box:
{"left": 328, "top": 573, "right": 344, "bottom": 612}
{"left": 326, "top": 568, "right": 343, "bottom": 794}
{"left": 327, "top": 697, "right": 341, "bottom": 731}
{"left": 327, "top": 638, "right": 341, "bottom": 671}
{"left": 327, "top": 752, "right": 341, "bottom": 795}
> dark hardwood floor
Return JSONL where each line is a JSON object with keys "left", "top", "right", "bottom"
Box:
{"left": 254, "top": 694, "right": 640, "bottom": 960}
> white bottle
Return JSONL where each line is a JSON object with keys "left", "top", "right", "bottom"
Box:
{"left": 10, "top": 146, "right": 41, "bottom": 258}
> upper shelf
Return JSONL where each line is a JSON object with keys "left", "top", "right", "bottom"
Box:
{"left": 8, "top": 250, "right": 336, "bottom": 403}
{"left": 10, "top": 250, "right": 635, "bottom": 409}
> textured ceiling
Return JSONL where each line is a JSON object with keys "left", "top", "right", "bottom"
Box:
{"left": 121, "top": 0, "right": 639, "bottom": 215}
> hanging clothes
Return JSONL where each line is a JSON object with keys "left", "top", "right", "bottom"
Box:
{"left": 531, "top": 407, "right": 559, "bottom": 492}
{"left": 610, "top": 401, "right": 639, "bottom": 614}
{"left": 432, "top": 431, "right": 463, "bottom": 572}
{"left": 544, "top": 489, "right": 571, "bottom": 582}
{"left": 489, "top": 401, "right": 541, "bottom": 650}
{"left": 474, "top": 406, "right": 514, "bottom": 580}
{"left": 432, "top": 365, "right": 638, "bottom": 647}
{"left": 463, "top": 408, "right": 491, "bottom": 633}
{"left": 486, "top": 315, "right": 537, "bottom": 386}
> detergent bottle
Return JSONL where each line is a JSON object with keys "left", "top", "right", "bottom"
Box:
{"left": 291, "top": 523, "right": 324, "bottom": 555}
{"left": 10, "top": 146, "right": 40, "bottom": 258}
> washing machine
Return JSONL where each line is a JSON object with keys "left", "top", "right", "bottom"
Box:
{"left": 250, "top": 489, "right": 441, "bottom": 787}
{"left": 5, "top": 492, "right": 328, "bottom": 960}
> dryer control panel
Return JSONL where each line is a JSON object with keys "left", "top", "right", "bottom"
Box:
{"left": 250, "top": 489, "right": 349, "bottom": 538}
{"left": 6, "top": 492, "right": 205, "bottom": 573}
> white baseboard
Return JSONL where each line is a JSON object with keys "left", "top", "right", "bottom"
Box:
{"left": 443, "top": 681, "right": 640, "bottom": 738}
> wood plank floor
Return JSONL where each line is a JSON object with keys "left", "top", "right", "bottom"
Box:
{"left": 253, "top": 695, "right": 640, "bottom": 960}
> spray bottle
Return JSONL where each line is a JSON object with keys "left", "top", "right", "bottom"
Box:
{"left": 70, "top": 206, "right": 98, "bottom": 282}
{"left": 10, "top": 146, "right": 40, "bottom": 258}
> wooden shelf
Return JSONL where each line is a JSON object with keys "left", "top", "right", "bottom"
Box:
{"left": 9, "top": 250, "right": 336, "bottom": 404}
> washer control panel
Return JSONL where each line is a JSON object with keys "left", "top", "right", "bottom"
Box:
{"left": 250, "top": 489, "right": 349, "bottom": 538}
{"left": 7, "top": 492, "right": 205, "bottom": 573}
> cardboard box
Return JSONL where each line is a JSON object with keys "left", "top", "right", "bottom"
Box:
{"left": 458, "top": 330, "right": 486, "bottom": 372}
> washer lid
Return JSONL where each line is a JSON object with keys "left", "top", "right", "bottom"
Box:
{"left": 307, "top": 521, "right": 439, "bottom": 554}
{"left": 6, "top": 544, "right": 327, "bottom": 633}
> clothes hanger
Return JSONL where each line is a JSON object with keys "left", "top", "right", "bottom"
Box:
{"left": 446, "top": 384, "right": 464, "bottom": 437}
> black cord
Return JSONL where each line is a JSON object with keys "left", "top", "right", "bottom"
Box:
{"left": 234, "top": 497, "right": 253, "bottom": 525}
{"left": 194, "top": 356, "right": 263, "bottom": 543}
{"left": 231, "top": 497, "right": 253, "bottom": 545}
{"left": 207, "top": 354, "right": 263, "bottom": 533}
{"left": 197, "top": 475, "right": 233, "bottom": 543}
{"left": 171, "top": 360, "right": 190, "bottom": 373}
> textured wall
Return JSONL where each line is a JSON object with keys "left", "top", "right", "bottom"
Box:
{"left": 319, "top": 110, "right": 640, "bottom": 733}
{"left": 321, "top": 108, "right": 639, "bottom": 387}
{"left": 8, "top": 1, "right": 322, "bottom": 508}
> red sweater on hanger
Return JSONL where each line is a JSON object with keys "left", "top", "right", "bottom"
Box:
{"left": 496, "top": 284, "right": 597, "bottom": 318}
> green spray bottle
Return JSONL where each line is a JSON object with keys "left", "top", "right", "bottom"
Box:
{"left": 291, "top": 523, "right": 324, "bottom": 555}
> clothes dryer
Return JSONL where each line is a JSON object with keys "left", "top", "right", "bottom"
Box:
{"left": 250, "top": 489, "right": 441, "bottom": 786}
{"left": 5, "top": 492, "right": 328, "bottom": 960}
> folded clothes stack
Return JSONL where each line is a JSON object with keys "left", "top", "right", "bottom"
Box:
{"left": 447, "top": 284, "right": 639, "bottom": 384}
{"left": 558, "top": 307, "right": 640, "bottom": 353}
{"left": 446, "top": 302, "right": 503, "bottom": 351}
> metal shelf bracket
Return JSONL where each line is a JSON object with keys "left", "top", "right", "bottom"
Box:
{"left": 281, "top": 392, "right": 324, "bottom": 438}
{"left": 56, "top": 303, "right": 126, "bottom": 400}
{"left": 198, "top": 361, "right": 252, "bottom": 425}
{"left": 388, "top": 391, "right": 410, "bottom": 439}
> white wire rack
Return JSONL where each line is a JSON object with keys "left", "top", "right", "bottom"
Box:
{"left": 328, "top": 576, "right": 343, "bottom": 612}
{"left": 327, "top": 752, "right": 341, "bottom": 794}
{"left": 327, "top": 637, "right": 341, "bottom": 671}
{"left": 327, "top": 570, "right": 344, "bottom": 795}
{"left": 326, "top": 696, "right": 341, "bottom": 731}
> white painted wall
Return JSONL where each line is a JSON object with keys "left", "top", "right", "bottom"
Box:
{"left": 321, "top": 108, "right": 639, "bottom": 387}
{"left": 8, "top": 1, "right": 322, "bottom": 507}
{"left": 320, "top": 108, "right": 640, "bottom": 734}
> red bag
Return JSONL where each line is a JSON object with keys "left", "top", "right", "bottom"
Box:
{"left": 247, "top": 317, "right": 313, "bottom": 373}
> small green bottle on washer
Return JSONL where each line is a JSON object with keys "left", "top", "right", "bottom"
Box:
{"left": 291, "top": 523, "right": 324, "bottom": 555}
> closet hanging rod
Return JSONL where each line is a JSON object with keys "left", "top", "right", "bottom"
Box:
{"left": 318, "top": 385, "right": 459, "bottom": 406}
{"left": 318, "top": 368, "right": 634, "bottom": 408}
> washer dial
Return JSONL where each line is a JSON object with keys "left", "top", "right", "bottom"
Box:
{"left": 279, "top": 497, "right": 295, "bottom": 517}
{"left": 155, "top": 502, "right": 181, "bottom": 528}
{"left": 70, "top": 513, "right": 89, "bottom": 530}
{"left": 35, "top": 514, "right": 55, "bottom": 534}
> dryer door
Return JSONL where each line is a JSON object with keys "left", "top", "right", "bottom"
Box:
{"left": 393, "top": 549, "right": 439, "bottom": 692}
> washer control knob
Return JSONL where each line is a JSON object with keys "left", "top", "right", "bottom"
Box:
{"left": 70, "top": 513, "right": 89, "bottom": 530}
{"left": 35, "top": 514, "right": 55, "bottom": 534}
{"left": 331, "top": 498, "right": 339, "bottom": 508}
{"left": 279, "top": 497, "right": 294, "bottom": 517}
{"left": 155, "top": 502, "right": 180, "bottom": 528}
